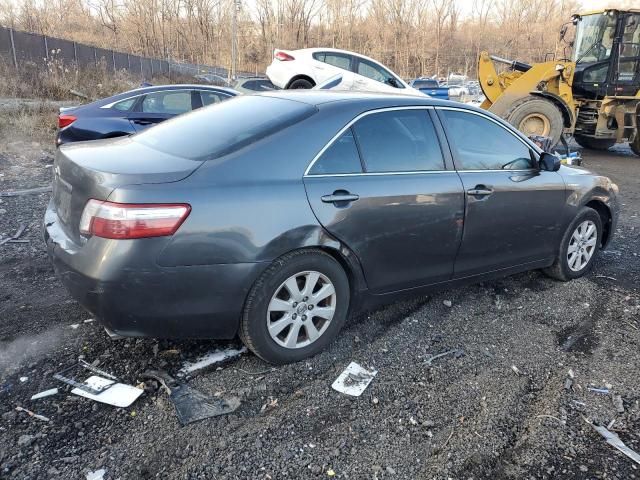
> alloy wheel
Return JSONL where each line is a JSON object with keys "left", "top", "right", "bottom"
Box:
{"left": 267, "top": 271, "right": 336, "bottom": 349}
{"left": 567, "top": 220, "right": 597, "bottom": 272}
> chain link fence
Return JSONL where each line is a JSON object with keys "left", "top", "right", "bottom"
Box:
{"left": 0, "top": 25, "right": 252, "bottom": 81}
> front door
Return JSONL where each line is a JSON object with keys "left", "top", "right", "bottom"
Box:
{"left": 436, "top": 108, "right": 566, "bottom": 278}
{"left": 128, "top": 89, "right": 195, "bottom": 132}
{"left": 304, "top": 108, "right": 465, "bottom": 293}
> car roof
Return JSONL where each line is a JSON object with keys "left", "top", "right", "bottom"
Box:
{"left": 122, "top": 84, "right": 237, "bottom": 95}
{"left": 256, "top": 90, "right": 472, "bottom": 109}
{"left": 290, "top": 47, "right": 394, "bottom": 68}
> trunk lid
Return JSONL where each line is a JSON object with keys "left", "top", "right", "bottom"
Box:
{"left": 52, "top": 136, "right": 203, "bottom": 242}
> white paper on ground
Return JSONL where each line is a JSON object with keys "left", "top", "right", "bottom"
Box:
{"left": 594, "top": 425, "right": 640, "bottom": 465}
{"left": 86, "top": 468, "right": 106, "bottom": 480}
{"left": 179, "top": 346, "right": 247, "bottom": 375}
{"left": 71, "top": 376, "right": 143, "bottom": 408}
{"left": 331, "top": 362, "right": 377, "bottom": 397}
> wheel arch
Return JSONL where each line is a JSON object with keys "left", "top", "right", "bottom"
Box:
{"left": 584, "top": 198, "right": 613, "bottom": 248}
{"left": 529, "top": 91, "right": 574, "bottom": 128}
{"left": 285, "top": 74, "right": 316, "bottom": 89}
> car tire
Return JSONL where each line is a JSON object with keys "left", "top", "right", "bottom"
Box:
{"left": 240, "top": 249, "right": 350, "bottom": 364}
{"left": 506, "top": 96, "right": 564, "bottom": 147}
{"left": 574, "top": 135, "right": 616, "bottom": 151}
{"left": 289, "top": 78, "right": 314, "bottom": 89}
{"left": 542, "top": 207, "right": 602, "bottom": 282}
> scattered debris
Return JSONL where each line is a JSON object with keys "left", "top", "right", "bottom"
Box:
{"left": 178, "top": 346, "right": 246, "bottom": 376}
{"left": 19, "top": 376, "right": 28, "bottom": 383}
{"left": 327, "top": 468, "right": 336, "bottom": 477}
{"left": 332, "top": 362, "right": 377, "bottom": 397}
{"left": 536, "top": 414, "right": 566, "bottom": 425}
{"left": 69, "top": 324, "right": 80, "bottom": 329}
{"left": 511, "top": 365, "right": 522, "bottom": 376}
{"left": 425, "top": 349, "right": 460, "bottom": 366}
{"left": 443, "top": 300, "right": 452, "bottom": 307}
{"left": 613, "top": 395, "right": 624, "bottom": 413}
{"left": 30, "top": 388, "right": 59, "bottom": 400}
{"left": 15, "top": 406, "right": 49, "bottom": 422}
{"left": 71, "top": 376, "right": 143, "bottom": 408}
{"left": 86, "top": 468, "right": 106, "bottom": 480}
{"left": 54, "top": 360, "right": 118, "bottom": 395}
{"left": 260, "top": 396, "right": 279, "bottom": 413}
{"left": 595, "top": 275, "right": 617, "bottom": 281}
{"left": 0, "top": 224, "right": 26, "bottom": 246}
{"left": 142, "top": 370, "right": 240, "bottom": 426}
{"left": 592, "top": 424, "right": 640, "bottom": 465}
{"left": 0, "top": 186, "right": 52, "bottom": 197}
{"left": 83, "top": 319, "right": 95, "bottom": 323}
{"left": 588, "top": 386, "right": 610, "bottom": 395}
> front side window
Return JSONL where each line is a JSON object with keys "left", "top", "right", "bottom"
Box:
{"left": 618, "top": 14, "right": 640, "bottom": 82}
{"left": 200, "top": 91, "right": 228, "bottom": 106}
{"left": 308, "top": 129, "right": 362, "bottom": 175}
{"left": 573, "top": 13, "right": 617, "bottom": 63}
{"left": 440, "top": 110, "right": 534, "bottom": 171}
{"left": 357, "top": 59, "right": 403, "bottom": 88}
{"left": 141, "top": 91, "right": 192, "bottom": 114}
{"left": 353, "top": 110, "right": 444, "bottom": 172}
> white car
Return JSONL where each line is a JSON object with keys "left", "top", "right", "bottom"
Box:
{"left": 266, "top": 48, "right": 423, "bottom": 96}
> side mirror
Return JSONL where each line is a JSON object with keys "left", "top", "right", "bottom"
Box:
{"left": 559, "top": 25, "right": 568, "bottom": 40}
{"left": 386, "top": 77, "right": 399, "bottom": 88}
{"left": 540, "top": 152, "right": 561, "bottom": 171}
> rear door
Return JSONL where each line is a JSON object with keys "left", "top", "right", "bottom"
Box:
{"left": 304, "top": 108, "right": 464, "bottom": 293}
{"left": 435, "top": 107, "right": 566, "bottom": 278}
{"left": 128, "top": 89, "right": 196, "bottom": 131}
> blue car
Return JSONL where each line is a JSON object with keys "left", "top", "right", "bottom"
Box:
{"left": 56, "top": 84, "right": 237, "bottom": 146}
{"left": 409, "top": 78, "right": 449, "bottom": 100}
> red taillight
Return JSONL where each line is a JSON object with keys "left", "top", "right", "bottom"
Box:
{"left": 275, "top": 51, "right": 295, "bottom": 61}
{"left": 58, "top": 114, "right": 77, "bottom": 129}
{"left": 79, "top": 200, "right": 191, "bottom": 239}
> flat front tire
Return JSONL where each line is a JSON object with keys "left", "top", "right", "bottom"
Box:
{"left": 240, "top": 249, "right": 349, "bottom": 364}
{"left": 543, "top": 207, "right": 602, "bottom": 281}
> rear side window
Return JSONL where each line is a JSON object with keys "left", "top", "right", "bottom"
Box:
{"left": 314, "top": 52, "right": 351, "bottom": 70}
{"left": 440, "top": 110, "right": 534, "bottom": 170}
{"left": 133, "top": 96, "right": 316, "bottom": 160}
{"left": 308, "top": 129, "right": 362, "bottom": 175}
{"left": 142, "top": 91, "right": 192, "bottom": 114}
{"left": 352, "top": 110, "right": 445, "bottom": 172}
{"left": 112, "top": 97, "right": 137, "bottom": 111}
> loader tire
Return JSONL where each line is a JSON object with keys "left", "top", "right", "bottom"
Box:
{"left": 631, "top": 136, "right": 640, "bottom": 156}
{"left": 574, "top": 135, "right": 616, "bottom": 151}
{"left": 506, "top": 96, "right": 564, "bottom": 147}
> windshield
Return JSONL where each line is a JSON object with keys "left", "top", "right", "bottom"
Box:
{"left": 133, "top": 96, "right": 316, "bottom": 160}
{"left": 573, "top": 13, "right": 617, "bottom": 63}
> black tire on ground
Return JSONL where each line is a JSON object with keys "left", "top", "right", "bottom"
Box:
{"left": 542, "top": 207, "right": 603, "bottom": 282}
{"left": 505, "top": 96, "right": 564, "bottom": 147}
{"left": 288, "top": 78, "right": 314, "bottom": 89}
{"left": 573, "top": 135, "right": 616, "bottom": 151}
{"left": 239, "top": 249, "right": 350, "bottom": 364}
{"left": 631, "top": 135, "right": 640, "bottom": 156}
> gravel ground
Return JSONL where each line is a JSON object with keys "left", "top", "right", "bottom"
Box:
{"left": 0, "top": 133, "right": 638, "bottom": 480}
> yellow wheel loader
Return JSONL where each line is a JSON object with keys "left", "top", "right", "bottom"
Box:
{"left": 479, "top": 8, "right": 640, "bottom": 155}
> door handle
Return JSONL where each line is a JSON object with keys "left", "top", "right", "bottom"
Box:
{"left": 321, "top": 192, "right": 359, "bottom": 204}
{"left": 133, "top": 119, "right": 153, "bottom": 125}
{"left": 466, "top": 186, "right": 493, "bottom": 197}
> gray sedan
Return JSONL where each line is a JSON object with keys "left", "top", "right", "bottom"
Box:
{"left": 44, "top": 92, "right": 619, "bottom": 364}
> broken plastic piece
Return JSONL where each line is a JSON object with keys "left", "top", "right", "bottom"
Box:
{"left": 71, "top": 376, "right": 143, "bottom": 408}
{"left": 593, "top": 424, "right": 640, "bottom": 465}
{"left": 31, "top": 388, "right": 59, "bottom": 400}
{"left": 588, "top": 386, "right": 610, "bottom": 395}
{"left": 142, "top": 370, "right": 240, "bottom": 425}
{"left": 178, "top": 346, "right": 246, "bottom": 376}
{"left": 332, "top": 362, "right": 377, "bottom": 397}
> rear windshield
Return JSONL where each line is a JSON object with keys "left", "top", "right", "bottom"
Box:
{"left": 133, "top": 95, "right": 316, "bottom": 160}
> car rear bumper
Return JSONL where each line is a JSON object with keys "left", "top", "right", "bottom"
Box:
{"left": 44, "top": 201, "right": 267, "bottom": 339}
{"left": 266, "top": 62, "right": 292, "bottom": 89}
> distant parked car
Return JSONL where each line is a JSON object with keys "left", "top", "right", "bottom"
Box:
{"left": 56, "top": 85, "right": 237, "bottom": 146}
{"left": 194, "top": 74, "right": 232, "bottom": 87}
{"left": 266, "top": 47, "right": 423, "bottom": 96}
{"left": 233, "top": 77, "right": 279, "bottom": 94}
{"left": 409, "top": 78, "right": 449, "bottom": 100}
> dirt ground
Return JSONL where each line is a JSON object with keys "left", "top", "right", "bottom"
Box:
{"left": 0, "top": 126, "right": 638, "bottom": 480}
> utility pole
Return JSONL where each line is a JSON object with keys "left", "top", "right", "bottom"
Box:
{"left": 231, "top": 0, "right": 241, "bottom": 81}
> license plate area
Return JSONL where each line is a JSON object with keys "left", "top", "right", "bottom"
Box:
{"left": 53, "top": 176, "right": 72, "bottom": 224}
